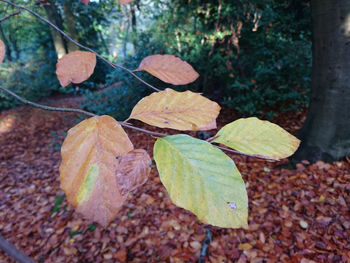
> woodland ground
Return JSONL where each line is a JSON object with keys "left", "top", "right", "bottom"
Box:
{"left": 0, "top": 95, "right": 349, "bottom": 263}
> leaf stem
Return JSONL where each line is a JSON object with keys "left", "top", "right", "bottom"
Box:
{"left": 0, "top": 0, "right": 160, "bottom": 92}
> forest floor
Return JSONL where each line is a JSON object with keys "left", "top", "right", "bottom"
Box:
{"left": 0, "top": 96, "right": 349, "bottom": 263}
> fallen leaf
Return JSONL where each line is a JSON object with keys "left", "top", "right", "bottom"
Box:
{"left": 238, "top": 243, "right": 253, "bottom": 250}
{"left": 56, "top": 51, "right": 96, "bottom": 87}
{"left": 134, "top": 54, "right": 199, "bottom": 85}
{"left": 59, "top": 115, "right": 134, "bottom": 226}
{"left": 129, "top": 88, "right": 220, "bottom": 131}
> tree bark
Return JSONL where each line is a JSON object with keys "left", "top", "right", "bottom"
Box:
{"left": 294, "top": 0, "right": 350, "bottom": 162}
{"left": 63, "top": 0, "right": 79, "bottom": 52}
{"left": 0, "top": 23, "right": 12, "bottom": 61}
{"left": 43, "top": 0, "right": 67, "bottom": 58}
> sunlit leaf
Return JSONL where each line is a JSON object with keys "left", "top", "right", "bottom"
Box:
{"left": 80, "top": 0, "right": 90, "bottom": 5}
{"left": 116, "top": 149, "right": 152, "bottom": 195}
{"left": 119, "top": 0, "right": 134, "bottom": 4}
{"left": 154, "top": 134, "right": 248, "bottom": 228}
{"left": 129, "top": 88, "right": 220, "bottom": 131}
{"left": 213, "top": 117, "right": 300, "bottom": 160}
{"left": 0, "top": 40, "right": 5, "bottom": 64}
{"left": 134, "top": 54, "right": 199, "bottom": 85}
{"left": 56, "top": 51, "right": 96, "bottom": 87}
{"left": 59, "top": 115, "right": 134, "bottom": 226}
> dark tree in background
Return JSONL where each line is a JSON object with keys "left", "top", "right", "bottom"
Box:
{"left": 295, "top": 0, "right": 350, "bottom": 162}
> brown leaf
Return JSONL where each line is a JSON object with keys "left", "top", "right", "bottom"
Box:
{"left": 116, "top": 149, "right": 152, "bottom": 195}
{"left": 56, "top": 51, "right": 96, "bottom": 87}
{"left": 0, "top": 40, "right": 5, "bottom": 64}
{"left": 59, "top": 115, "right": 134, "bottom": 226}
{"left": 119, "top": 0, "right": 134, "bottom": 4}
{"left": 134, "top": 54, "right": 199, "bottom": 85}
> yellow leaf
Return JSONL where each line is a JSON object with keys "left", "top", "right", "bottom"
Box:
{"left": 213, "top": 117, "right": 300, "bottom": 160}
{"left": 134, "top": 54, "right": 199, "bottom": 85}
{"left": 238, "top": 243, "right": 253, "bottom": 250}
{"left": 116, "top": 149, "right": 152, "bottom": 195}
{"left": 0, "top": 40, "right": 5, "bottom": 64}
{"left": 154, "top": 134, "right": 248, "bottom": 228}
{"left": 56, "top": 51, "right": 96, "bottom": 87}
{"left": 59, "top": 115, "right": 133, "bottom": 226}
{"left": 129, "top": 88, "right": 220, "bottom": 131}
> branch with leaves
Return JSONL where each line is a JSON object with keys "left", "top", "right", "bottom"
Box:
{"left": 0, "top": 0, "right": 301, "bottom": 229}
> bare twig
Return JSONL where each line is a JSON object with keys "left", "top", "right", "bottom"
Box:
{"left": 0, "top": 0, "right": 160, "bottom": 92}
{"left": 0, "top": 85, "right": 97, "bottom": 117}
{"left": 0, "top": 85, "right": 277, "bottom": 160}
{"left": 0, "top": 7, "right": 20, "bottom": 22}
{"left": 0, "top": 234, "right": 34, "bottom": 263}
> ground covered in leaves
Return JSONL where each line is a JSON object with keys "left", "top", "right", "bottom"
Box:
{"left": 0, "top": 96, "right": 349, "bottom": 263}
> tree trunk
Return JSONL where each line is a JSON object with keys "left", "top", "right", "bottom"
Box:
{"left": 43, "top": 1, "right": 67, "bottom": 58}
{"left": 63, "top": 0, "right": 79, "bottom": 53}
{"left": 294, "top": 0, "right": 350, "bottom": 163}
{"left": 0, "top": 24, "right": 12, "bottom": 62}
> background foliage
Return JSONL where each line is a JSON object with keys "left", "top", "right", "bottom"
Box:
{"left": 0, "top": 0, "right": 311, "bottom": 119}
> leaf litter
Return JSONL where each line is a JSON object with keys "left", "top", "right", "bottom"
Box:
{"left": 0, "top": 96, "right": 349, "bottom": 262}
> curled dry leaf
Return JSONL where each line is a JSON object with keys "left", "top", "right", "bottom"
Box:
{"left": 119, "top": 0, "right": 134, "bottom": 4}
{"left": 56, "top": 51, "right": 96, "bottom": 87}
{"left": 134, "top": 54, "right": 199, "bottom": 85}
{"left": 116, "top": 149, "right": 152, "bottom": 196}
{"left": 129, "top": 88, "right": 220, "bottom": 131}
{"left": 213, "top": 117, "right": 301, "bottom": 160}
{"left": 0, "top": 40, "right": 5, "bottom": 64}
{"left": 80, "top": 0, "right": 90, "bottom": 5}
{"left": 59, "top": 115, "right": 134, "bottom": 227}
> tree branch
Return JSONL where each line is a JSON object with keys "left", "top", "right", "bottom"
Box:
{"left": 0, "top": 85, "right": 278, "bottom": 161}
{"left": 0, "top": 0, "right": 160, "bottom": 92}
{"left": 0, "top": 7, "right": 20, "bottom": 22}
{"left": 0, "top": 234, "right": 34, "bottom": 263}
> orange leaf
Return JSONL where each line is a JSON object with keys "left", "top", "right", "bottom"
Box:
{"left": 129, "top": 88, "right": 220, "bottom": 131}
{"left": 80, "top": 0, "right": 90, "bottom": 5}
{"left": 0, "top": 40, "right": 5, "bottom": 65}
{"left": 116, "top": 149, "right": 152, "bottom": 195}
{"left": 134, "top": 54, "right": 199, "bottom": 85}
{"left": 119, "top": 0, "right": 134, "bottom": 4}
{"left": 59, "top": 115, "right": 133, "bottom": 226}
{"left": 56, "top": 51, "right": 96, "bottom": 87}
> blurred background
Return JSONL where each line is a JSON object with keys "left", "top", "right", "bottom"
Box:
{"left": 0, "top": 0, "right": 311, "bottom": 120}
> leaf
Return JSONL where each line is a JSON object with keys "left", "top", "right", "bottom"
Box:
{"left": 134, "top": 54, "right": 199, "bottom": 85}
{"left": 59, "top": 115, "right": 134, "bottom": 226}
{"left": 153, "top": 134, "right": 248, "bottom": 228}
{"left": 80, "top": 0, "right": 90, "bottom": 5}
{"left": 116, "top": 149, "right": 152, "bottom": 195}
{"left": 129, "top": 88, "right": 220, "bottom": 131}
{"left": 56, "top": 51, "right": 96, "bottom": 87}
{"left": 119, "top": 0, "right": 134, "bottom": 4}
{"left": 0, "top": 40, "right": 5, "bottom": 64}
{"left": 213, "top": 117, "right": 300, "bottom": 160}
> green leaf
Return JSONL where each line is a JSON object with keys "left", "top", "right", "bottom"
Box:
{"left": 153, "top": 134, "right": 248, "bottom": 229}
{"left": 213, "top": 117, "right": 300, "bottom": 160}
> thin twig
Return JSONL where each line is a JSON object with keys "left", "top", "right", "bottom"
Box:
{"left": 0, "top": 0, "right": 160, "bottom": 92}
{"left": 0, "top": 85, "right": 97, "bottom": 117}
{"left": 0, "top": 85, "right": 276, "bottom": 160}
{"left": 0, "top": 7, "right": 20, "bottom": 22}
